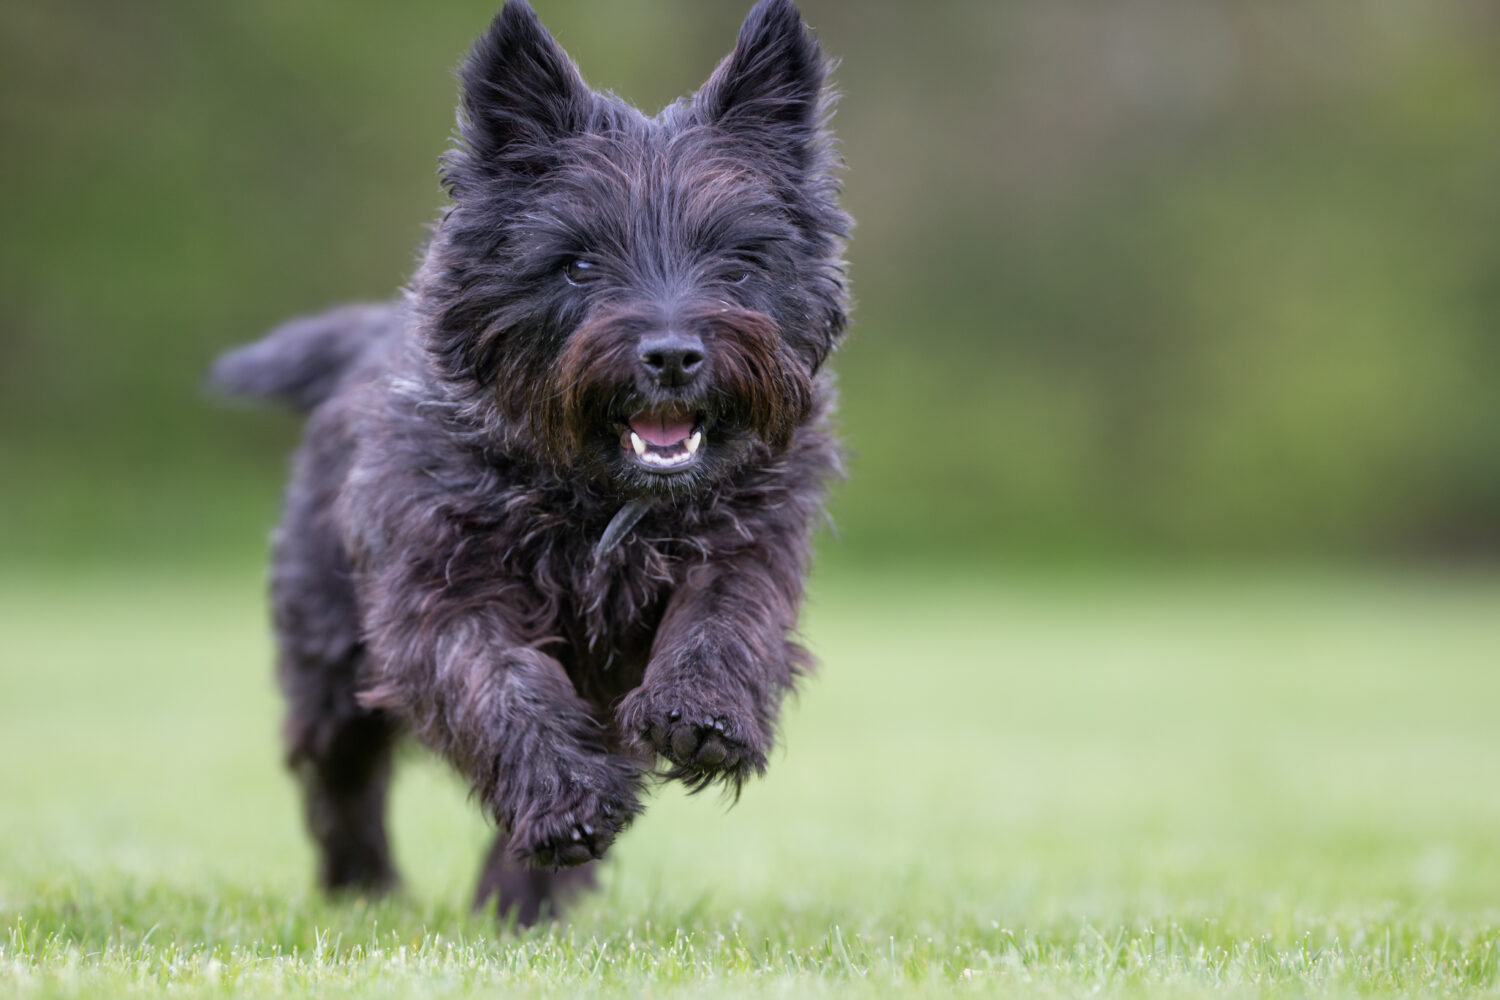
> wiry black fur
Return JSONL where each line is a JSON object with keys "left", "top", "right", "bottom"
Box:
{"left": 213, "top": 0, "right": 849, "bottom": 926}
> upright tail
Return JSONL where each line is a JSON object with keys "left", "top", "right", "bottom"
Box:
{"left": 208, "top": 302, "right": 403, "bottom": 413}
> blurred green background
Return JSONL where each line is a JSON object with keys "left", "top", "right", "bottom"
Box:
{"left": 4, "top": 5, "right": 1500, "bottom": 995}
{"left": 4, "top": 0, "right": 1496, "bottom": 571}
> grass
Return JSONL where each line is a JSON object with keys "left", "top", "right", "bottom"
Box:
{"left": 1, "top": 565, "right": 1498, "bottom": 997}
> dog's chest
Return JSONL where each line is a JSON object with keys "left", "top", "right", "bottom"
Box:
{"left": 553, "top": 554, "right": 675, "bottom": 706}
{"left": 490, "top": 515, "right": 681, "bottom": 704}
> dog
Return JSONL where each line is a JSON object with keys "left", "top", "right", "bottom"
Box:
{"left": 211, "top": 0, "right": 849, "bottom": 926}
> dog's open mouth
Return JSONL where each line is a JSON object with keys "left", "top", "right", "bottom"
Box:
{"left": 620, "top": 404, "right": 704, "bottom": 472}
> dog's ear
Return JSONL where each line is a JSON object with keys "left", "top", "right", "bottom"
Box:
{"left": 446, "top": 0, "right": 592, "bottom": 189}
{"left": 695, "top": 0, "right": 828, "bottom": 171}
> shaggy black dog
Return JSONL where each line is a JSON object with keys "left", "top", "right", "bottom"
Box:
{"left": 212, "top": 0, "right": 849, "bottom": 926}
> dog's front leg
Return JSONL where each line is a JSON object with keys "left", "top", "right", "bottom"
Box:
{"left": 617, "top": 552, "right": 808, "bottom": 792}
{"left": 361, "top": 593, "right": 642, "bottom": 867}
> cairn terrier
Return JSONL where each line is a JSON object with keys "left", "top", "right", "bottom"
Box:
{"left": 213, "top": 0, "right": 849, "bottom": 924}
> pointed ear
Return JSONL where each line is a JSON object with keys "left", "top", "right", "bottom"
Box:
{"left": 695, "top": 0, "right": 829, "bottom": 169}
{"left": 447, "top": 0, "right": 592, "bottom": 187}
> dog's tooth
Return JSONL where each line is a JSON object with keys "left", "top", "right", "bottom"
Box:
{"left": 630, "top": 431, "right": 647, "bottom": 457}
{"left": 686, "top": 430, "right": 701, "bottom": 455}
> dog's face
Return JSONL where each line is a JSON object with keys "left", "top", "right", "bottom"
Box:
{"left": 418, "top": 0, "right": 849, "bottom": 498}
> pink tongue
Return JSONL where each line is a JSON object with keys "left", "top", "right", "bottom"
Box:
{"left": 630, "top": 410, "right": 695, "bottom": 447}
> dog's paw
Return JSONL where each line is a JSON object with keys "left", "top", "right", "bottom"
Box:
{"left": 618, "top": 689, "right": 766, "bottom": 791}
{"left": 507, "top": 766, "right": 640, "bottom": 869}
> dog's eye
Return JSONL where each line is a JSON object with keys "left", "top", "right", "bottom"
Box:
{"left": 564, "top": 259, "right": 596, "bottom": 285}
{"left": 729, "top": 270, "right": 751, "bottom": 286}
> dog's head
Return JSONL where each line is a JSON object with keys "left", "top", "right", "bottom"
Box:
{"left": 416, "top": 0, "right": 849, "bottom": 497}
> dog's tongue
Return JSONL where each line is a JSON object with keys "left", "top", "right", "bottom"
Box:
{"left": 629, "top": 407, "right": 695, "bottom": 447}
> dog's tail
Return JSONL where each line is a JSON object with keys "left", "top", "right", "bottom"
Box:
{"left": 207, "top": 302, "right": 403, "bottom": 413}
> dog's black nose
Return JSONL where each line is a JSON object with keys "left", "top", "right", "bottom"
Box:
{"left": 638, "top": 332, "right": 705, "bottom": 387}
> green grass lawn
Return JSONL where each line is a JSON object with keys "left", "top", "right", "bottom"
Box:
{"left": 2, "top": 567, "right": 1498, "bottom": 997}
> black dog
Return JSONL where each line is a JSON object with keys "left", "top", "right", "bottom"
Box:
{"left": 212, "top": 0, "right": 849, "bottom": 925}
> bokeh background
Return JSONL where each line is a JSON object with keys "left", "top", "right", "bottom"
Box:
{"left": 4, "top": 0, "right": 1497, "bottom": 570}
{"left": 2, "top": 3, "right": 1499, "bottom": 995}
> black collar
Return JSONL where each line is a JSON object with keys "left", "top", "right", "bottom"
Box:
{"left": 592, "top": 499, "right": 651, "bottom": 563}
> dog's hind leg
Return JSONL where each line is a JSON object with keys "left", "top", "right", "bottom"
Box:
{"left": 473, "top": 832, "right": 597, "bottom": 927}
{"left": 282, "top": 651, "right": 400, "bottom": 894}
{"left": 273, "top": 416, "right": 400, "bottom": 895}
{"left": 277, "top": 607, "right": 401, "bottom": 895}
